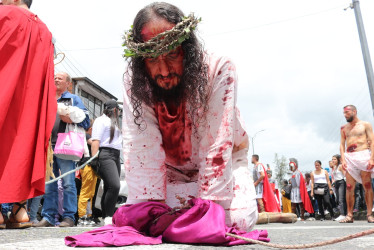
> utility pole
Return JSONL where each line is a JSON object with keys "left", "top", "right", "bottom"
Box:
{"left": 350, "top": 0, "right": 374, "bottom": 116}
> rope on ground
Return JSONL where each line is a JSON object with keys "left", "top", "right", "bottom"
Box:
{"left": 226, "top": 228, "right": 374, "bottom": 249}
{"left": 45, "top": 151, "right": 99, "bottom": 185}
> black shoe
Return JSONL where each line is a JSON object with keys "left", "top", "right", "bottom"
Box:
{"left": 320, "top": 218, "right": 325, "bottom": 221}
{"left": 59, "top": 217, "right": 74, "bottom": 227}
{"left": 32, "top": 219, "right": 53, "bottom": 227}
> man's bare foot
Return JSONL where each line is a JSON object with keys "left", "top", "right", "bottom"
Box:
{"left": 6, "top": 201, "right": 32, "bottom": 229}
{"left": 367, "top": 214, "right": 374, "bottom": 223}
{"left": 12, "top": 201, "right": 30, "bottom": 223}
{"left": 339, "top": 215, "right": 354, "bottom": 223}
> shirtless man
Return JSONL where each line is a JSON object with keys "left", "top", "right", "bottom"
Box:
{"left": 340, "top": 105, "right": 374, "bottom": 223}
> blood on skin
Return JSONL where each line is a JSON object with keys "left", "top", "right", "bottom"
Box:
{"left": 347, "top": 144, "right": 357, "bottom": 152}
{"left": 341, "top": 126, "right": 346, "bottom": 139}
{"left": 155, "top": 102, "right": 192, "bottom": 165}
{"left": 141, "top": 22, "right": 175, "bottom": 42}
{"left": 364, "top": 182, "right": 372, "bottom": 190}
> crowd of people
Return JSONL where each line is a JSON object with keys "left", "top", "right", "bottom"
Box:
{"left": 279, "top": 154, "right": 373, "bottom": 222}
{"left": 1, "top": 1, "right": 374, "bottom": 237}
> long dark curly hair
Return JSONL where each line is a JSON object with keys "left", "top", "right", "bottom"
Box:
{"left": 124, "top": 2, "right": 209, "bottom": 130}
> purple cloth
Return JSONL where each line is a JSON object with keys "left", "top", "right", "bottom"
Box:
{"left": 65, "top": 198, "right": 269, "bottom": 247}
{"left": 65, "top": 225, "right": 162, "bottom": 247}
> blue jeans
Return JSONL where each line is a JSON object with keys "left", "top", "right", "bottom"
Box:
{"left": 27, "top": 195, "right": 43, "bottom": 222}
{"left": 41, "top": 156, "right": 77, "bottom": 225}
{"left": 1, "top": 203, "right": 13, "bottom": 215}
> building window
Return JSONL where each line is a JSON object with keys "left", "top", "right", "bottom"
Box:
{"left": 80, "top": 90, "right": 102, "bottom": 119}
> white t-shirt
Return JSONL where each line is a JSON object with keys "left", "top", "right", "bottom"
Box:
{"left": 92, "top": 114, "right": 122, "bottom": 150}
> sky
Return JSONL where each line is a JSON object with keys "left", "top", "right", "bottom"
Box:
{"left": 31, "top": 0, "right": 374, "bottom": 173}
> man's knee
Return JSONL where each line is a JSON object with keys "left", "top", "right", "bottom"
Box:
{"left": 346, "top": 183, "right": 354, "bottom": 192}
{"left": 363, "top": 181, "right": 373, "bottom": 191}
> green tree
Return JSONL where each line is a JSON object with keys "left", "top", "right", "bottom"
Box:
{"left": 274, "top": 153, "right": 288, "bottom": 187}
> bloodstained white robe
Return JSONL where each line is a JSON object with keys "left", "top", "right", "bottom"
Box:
{"left": 122, "top": 54, "right": 258, "bottom": 231}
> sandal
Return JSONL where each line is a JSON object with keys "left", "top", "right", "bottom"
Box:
{"left": 367, "top": 215, "right": 374, "bottom": 223}
{"left": 339, "top": 215, "right": 354, "bottom": 223}
{"left": 6, "top": 202, "right": 32, "bottom": 229}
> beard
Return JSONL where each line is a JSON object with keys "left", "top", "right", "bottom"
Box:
{"left": 346, "top": 115, "right": 354, "bottom": 122}
{"left": 148, "top": 73, "right": 185, "bottom": 104}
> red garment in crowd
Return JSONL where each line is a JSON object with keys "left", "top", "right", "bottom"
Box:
{"left": 299, "top": 172, "right": 314, "bottom": 214}
{"left": 0, "top": 6, "right": 56, "bottom": 203}
{"left": 260, "top": 164, "right": 281, "bottom": 212}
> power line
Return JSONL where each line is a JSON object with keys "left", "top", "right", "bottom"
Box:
{"left": 205, "top": 4, "right": 347, "bottom": 37}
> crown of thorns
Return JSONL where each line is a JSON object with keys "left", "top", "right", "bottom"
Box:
{"left": 122, "top": 14, "right": 201, "bottom": 58}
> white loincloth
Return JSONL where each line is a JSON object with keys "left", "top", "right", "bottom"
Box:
{"left": 345, "top": 149, "right": 374, "bottom": 184}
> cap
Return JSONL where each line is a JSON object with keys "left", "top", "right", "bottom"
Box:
{"left": 104, "top": 100, "right": 119, "bottom": 110}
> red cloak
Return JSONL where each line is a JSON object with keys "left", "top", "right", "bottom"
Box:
{"left": 260, "top": 164, "right": 281, "bottom": 212}
{"left": 299, "top": 171, "right": 314, "bottom": 214}
{"left": 0, "top": 6, "right": 56, "bottom": 203}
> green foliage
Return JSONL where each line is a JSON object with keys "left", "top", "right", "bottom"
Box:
{"left": 274, "top": 153, "right": 288, "bottom": 187}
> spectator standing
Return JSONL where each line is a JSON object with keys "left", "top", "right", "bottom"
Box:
{"left": 34, "top": 72, "right": 90, "bottom": 227}
{"left": 91, "top": 100, "right": 122, "bottom": 225}
{"left": 331, "top": 154, "right": 347, "bottom": 221}
{"left": 281, "top": 180, "right": 292, "bottom": 213}
{"left": 77, "top": 119, "right": 98, "bottom": 226}
{"left": 305, "top": 173, "right": 316, "bottom": 218}
{"left": 311, "top": 160, "right": 335, "bottom": 221}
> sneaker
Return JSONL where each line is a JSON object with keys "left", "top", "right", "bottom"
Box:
{"left": 77, "top": 216, "right": 87, "bottom": 226}
{"left": 85, "top": 217, "right": 96, "bottom": 227}
{"left": 324, "top": 210, "right": 329, "bottom": 215}
{"left": 334, "top": 215, "right": 346, "bottom": 222}
{"left": 297, "top": 217, "right": 301, "bottom": 221}
{"left": 104, "top": 217, "right": 112, "bottom": 225}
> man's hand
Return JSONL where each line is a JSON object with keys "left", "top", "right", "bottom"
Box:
{"left": 60, "top": 114, "right": 73, "bottom": 123}
{"left": 341, "top": 159, "right": 347, "bottom": 171}
{"left": 368, "top": 159, "right": 374, "bottom": 170}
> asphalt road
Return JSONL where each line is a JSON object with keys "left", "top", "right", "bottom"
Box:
{"left": 0, "top": 220, "right": 373, "bottom": 249}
